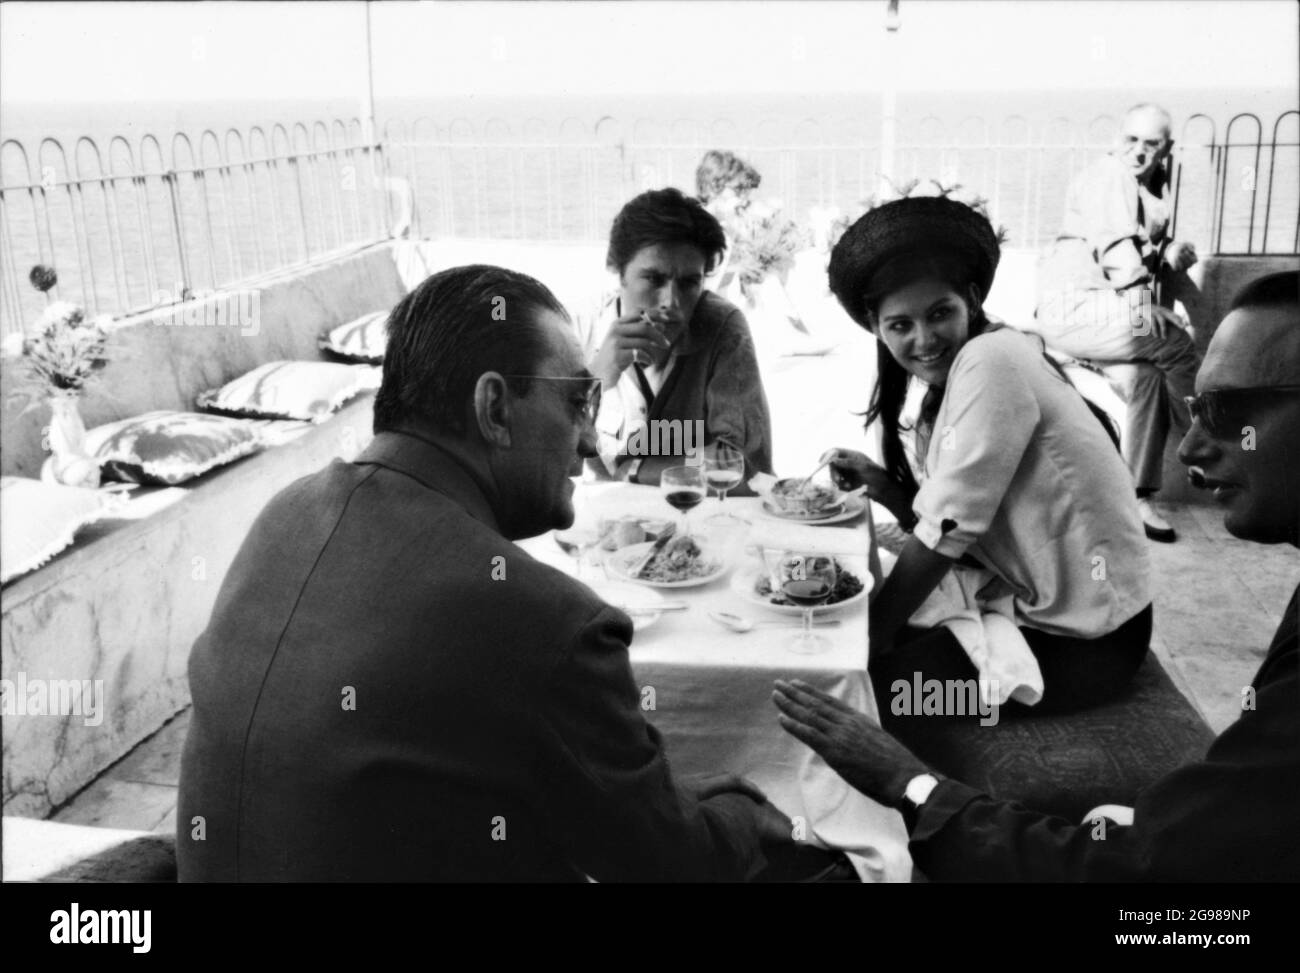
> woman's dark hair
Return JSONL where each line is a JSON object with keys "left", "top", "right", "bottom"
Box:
{"left": 695, "top": 150, "right": 762, "bottom": 203}
{"left": 373, "top": 264, "right": 568, "bottom": 437}
{"left": 605, "top": 187, "right": 727, "bottom": 276}
{"left": 857, "top": 249, "right": 992, "bottom": 497}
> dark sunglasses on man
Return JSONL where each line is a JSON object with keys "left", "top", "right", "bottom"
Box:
{"left": 1184, "top": 384, "right": 1300, "bottom": 438}
{"left": 503, "top": 374, "right": 603, "bottom": 427}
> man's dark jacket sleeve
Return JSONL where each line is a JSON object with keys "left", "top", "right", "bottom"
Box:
{"left": 908, "top": 587, "right": 1300, "bottom": 882}
{"left": 535, "top": 604, "right": 767, "bottom": 882}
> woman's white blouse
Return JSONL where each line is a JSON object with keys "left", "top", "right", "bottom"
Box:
{"left": 909, "top": 327, "right": 1151, "bottom": 638}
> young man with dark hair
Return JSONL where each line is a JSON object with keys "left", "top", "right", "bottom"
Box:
{"left": 179, "top": 264, "right": 792, "bottom": 881}
{"left": 587, "top": 187, "right": 774, "bottom": 489}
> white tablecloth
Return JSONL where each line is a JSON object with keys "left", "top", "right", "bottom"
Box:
{"left": 518, "top": 482, "right": 911, "bottom": 883}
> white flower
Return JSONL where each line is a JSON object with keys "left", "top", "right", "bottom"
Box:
{"left": 37, "top": 301, "right": 82, "bottom": 330}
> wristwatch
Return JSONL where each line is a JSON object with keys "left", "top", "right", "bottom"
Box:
{"left": 898, "top": 773, "right": 940, "bottom": 830}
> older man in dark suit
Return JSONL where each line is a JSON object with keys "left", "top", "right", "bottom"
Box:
{"left": 178, "top": 264, "right": 791, "bottom": 881}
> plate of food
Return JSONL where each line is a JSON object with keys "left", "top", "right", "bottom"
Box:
{"left": 589, "top": 581, "right": 667, "bottom": 631}
{"left": 767, "top": 477, "right": 843, "bottom": 516}
{"left": 729, "top": 557, "right": 871, "bottom": 614}
{"left": 606, "top": 535, "right": 729, "bottom": 588}
{"left": 760, "top": 489, "right": 866, "bottom": 525}
{"left": 755, "top": 475, "right": 869, "bottom": 524}
{"left": 595, "top": 515, "right": 674, "bottom": 551}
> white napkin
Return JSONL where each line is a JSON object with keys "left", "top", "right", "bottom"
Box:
{"left": 748, "top": 471, "right": 803, "bottom": 507}
{"left": 907, "top": 565, "right": 1044, "bottom": 707}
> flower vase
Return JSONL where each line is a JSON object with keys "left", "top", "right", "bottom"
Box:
{"left": 42, "top": 393, "right": 101, "bottom": 489}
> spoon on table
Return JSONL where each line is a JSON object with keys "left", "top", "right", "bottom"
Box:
{"left": 709, "top": 610, "right": 841, "bottom": 633}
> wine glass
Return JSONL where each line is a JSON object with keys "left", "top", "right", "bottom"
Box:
{"left": 661, "top": 465, "right": 706, "bottom": 537}
{"left": 702, "top": 441, "right": 747, "bottom": 524}
{"left": 554, "top": 526, "right": 601, "bottom": 581}
{"left": 769, "top": 551, "right": 838, "bottom": 654}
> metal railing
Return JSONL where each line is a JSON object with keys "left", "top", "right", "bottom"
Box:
{"left": 1170, "top": 110, "right": 1300, "bottom": 256}
{"left": 1, "top": 118, "right": 393, "bottom": 336}
{"left": 3, "top": 109, "right": 1296, "bottom": 339}
{"left": 383, "top": 110, "right": 1300, "bottom": 258}
{"left": 381, "top": 113, "right": 1127, "bottom": 248}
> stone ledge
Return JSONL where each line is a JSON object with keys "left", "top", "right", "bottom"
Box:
{"left": 2, "top": 395, "right": 377, "bottom": 819}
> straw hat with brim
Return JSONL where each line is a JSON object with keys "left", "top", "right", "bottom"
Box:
{"left": 828, "top": 195, "right": 1001, "bottom": 328}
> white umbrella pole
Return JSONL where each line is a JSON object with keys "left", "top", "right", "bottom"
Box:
{"left": 879, "top": 0, "right": 901, "bottom": 195}
{"left": 363, "top": 1, "right": 377, "bottom": 146}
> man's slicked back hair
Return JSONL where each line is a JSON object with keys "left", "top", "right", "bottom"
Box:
{"left": 373, "top": 264, "right": 569, "bottom": 436}
{"left": 605, "top": 187, "right": 727, "bottom": 276}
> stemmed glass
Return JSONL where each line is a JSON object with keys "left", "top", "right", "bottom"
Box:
{"left": 661, "top": 465, "right": 707, "bottom": 538}
{"left": 702, "top": 441, "right": 747, "bottom": 524}
{"left": 554, "top": 527, "right": 601, "bottom": 582}
{"left": 768, "top": 551, "right": 838, "bottom": 654}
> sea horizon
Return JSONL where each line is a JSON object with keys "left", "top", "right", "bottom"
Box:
{"left": 3, "top": 87, "right": 1295, "bottom": 148}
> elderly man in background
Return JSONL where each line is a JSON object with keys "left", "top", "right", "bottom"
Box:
{"left": 775, "top": 271, "right": 1299, "bottom": 881}
{"left": 179, "top": 264, "right": 793, "bottom": 881}
{"left": 1030, "top": 102, "right": 1201, "bottom": 543}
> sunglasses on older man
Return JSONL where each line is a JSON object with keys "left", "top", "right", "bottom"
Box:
{"left": 503, "top": 374, "right": 603, "bottom": 427}
{"left": 1184, "top": 385, "right": 1300, "bottom": 437}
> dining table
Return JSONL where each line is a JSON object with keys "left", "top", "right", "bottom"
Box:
{"left": 516, "top": 480, "right": 913, "bottom": 883}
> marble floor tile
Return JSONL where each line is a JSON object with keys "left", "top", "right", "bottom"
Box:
{"left": 1186, "top": 504, "right": 1241, "bottom": 543}
{"left": 153, "top": 806, "right": 178, "bottom": 836}
{"left": 52, "top": 778, "right": 178, "bottom": 833}
{"left": 1164, "top": 649, "right": 1263, "bottom": 734}
{"left": 106, "top": 709, "right": 190, "bottom": 787}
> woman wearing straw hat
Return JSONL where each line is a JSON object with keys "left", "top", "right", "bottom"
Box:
{"left": 823, "top": 181, "right": 1153, "bottom": 717}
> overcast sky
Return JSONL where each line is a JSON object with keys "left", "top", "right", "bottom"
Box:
{"left": 2, "top": 0, "right": 1296, "bottom": 104}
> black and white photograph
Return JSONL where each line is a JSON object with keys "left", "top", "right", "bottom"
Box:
{"left": 1, "top": 0, "right": 1297, "bottom": 931}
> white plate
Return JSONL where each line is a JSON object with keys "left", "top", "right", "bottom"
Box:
{"left": 760, "top": 493, "right": 867, "bottom": 526}
{"left": 606, "top": 541, "right": 730, "bottom": 588}
{"left": 761, "top": 498, "right": 845, "bottom": 520}
{"left": 589, "top": 581, "right": 666, "bottom": 631}
{"left": 729, "top": 561, "right": 872, "bottom": 615}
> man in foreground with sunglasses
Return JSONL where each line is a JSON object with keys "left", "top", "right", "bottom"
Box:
{"left": 774, "top": 270, "right": 1299, "bottom": 880}
{"left": 179, "top": 264, "right": 792, "bottom": 881}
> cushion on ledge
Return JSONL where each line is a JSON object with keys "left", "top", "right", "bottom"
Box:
{"left": 0, "top": 477, "right": 125, "bottom": 584}
{"left": 882, "top": 653, "right": 1215, "bottom": 823}
{"left": 197, "top": 360, "right": 381, "bottom": 422}
{"left": 319, "top": 310, "right": 390, "bottom": 363}
{"left": 85, "top": 410, "right": 265, "bottom": 486}
{"left": 3, "top": 818, "right": 176, "bottom": 882}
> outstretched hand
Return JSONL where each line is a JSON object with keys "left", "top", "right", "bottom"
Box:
{"left": 772, "top": 679, "right": 929, "bottom": 808}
